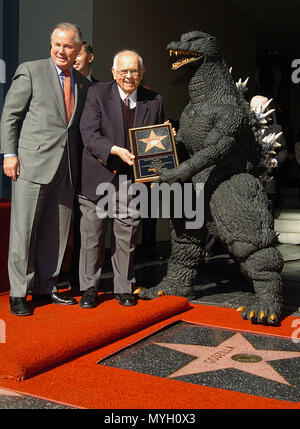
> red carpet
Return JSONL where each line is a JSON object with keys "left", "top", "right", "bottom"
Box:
{"left": 0, "top": 200, "right": 10, "bottom": 293}
{"left": 0, "top": 292, "right": 190, "bottom": 381}
{"left": 0, "top": 296, "right": 299, "bottom": 409}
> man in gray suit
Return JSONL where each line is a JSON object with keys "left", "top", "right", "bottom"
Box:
{"left": 0, "top": 22, "right": 90, "bottom": 316}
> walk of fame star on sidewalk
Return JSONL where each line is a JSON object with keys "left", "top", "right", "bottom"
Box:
{"left": 156, "top": 332, "right": 300, "bottom": 386}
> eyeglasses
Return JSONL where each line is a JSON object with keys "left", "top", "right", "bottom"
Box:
{"left": 116, "top": 69, "right": 140, "bottom": 77}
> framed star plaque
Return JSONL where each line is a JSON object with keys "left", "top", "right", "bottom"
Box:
{"left": 128, "top": 123, "right": 179, "bottom": 183}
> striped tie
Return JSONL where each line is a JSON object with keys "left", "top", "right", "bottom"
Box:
{"left": 124, "top": 96, "right": 130, "bottom": 108}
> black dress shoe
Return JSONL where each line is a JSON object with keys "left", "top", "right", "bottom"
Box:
{"left": 32, "top": 292, "right": 77, "bottom": 305}
{"left": 9, "top": 297, "right": 33, "bottom": 316}
{"left": 79, "top": 287, "right": 99, "bottom": 308}
{"left": 51, "top": 292, "right": 77, "bottom": 305}
{"left": 115, "top": 293, "right": 137, "bottom": 306}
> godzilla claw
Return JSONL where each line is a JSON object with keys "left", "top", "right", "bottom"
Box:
{"left": 249, "top": 310, "right": 256, "bottom": 320}
{"left": 134, "top": 283, "right": 196, "bottom": 300}
{"left": 133, "top": 287, "right": 165, "bottom": 300}
{"left": 236, "top": 302, "right": 281, "bottom": 325}
{"left": 259, "top": 311, "right": 267, "bottom": 321}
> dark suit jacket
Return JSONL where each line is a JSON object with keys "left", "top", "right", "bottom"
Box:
{"left": 91, "top": 75, "right": 100, "bottom": 85}
{"left": 80, "top": 81, "right": 165, "bottom": 201}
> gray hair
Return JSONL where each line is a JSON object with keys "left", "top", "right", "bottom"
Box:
{"left": 113, "top": 50, "right": 144, "bottom": 70}
{"left": 51, "top": 22, "right": 83, "bottom": 45}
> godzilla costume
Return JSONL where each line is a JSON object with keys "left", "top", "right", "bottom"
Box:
{"left": 136, "top": 31, "right": 284, "bottom": 325}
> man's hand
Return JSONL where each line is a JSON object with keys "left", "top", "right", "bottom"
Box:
{"left": 3, "top": 156, "right": 20, "bottom": 181}
{"left": 111, "top": 146, "right": 135, "bottom": 166}
{"left": 164, "top": 120, "right": 176, "bottom": 137}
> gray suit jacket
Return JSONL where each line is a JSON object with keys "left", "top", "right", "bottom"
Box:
{"left": 0, "top": 58, "right": 90, "bottom": 186}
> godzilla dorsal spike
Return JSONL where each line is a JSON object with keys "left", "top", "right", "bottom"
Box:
{"left": 268, "top": 159, "right": 277, "bottom": 168}
{"left": 260, "top": 109, "right": 275, "bottom": 119}
{"left": 261, "top": 98, "right": 273, "bottom": 113}
{"left": 259, "top": 119, "right": 268, "bottom": 125}
{"left": 236, "top": 76, "right": 248, "bottom": 93}
{"left": 262, "top": 135, "right": 270, "bottom": 144}
{"left": 243, "top": 77, "right": 249, "bottom": 87}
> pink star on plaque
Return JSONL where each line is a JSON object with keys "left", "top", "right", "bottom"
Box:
{"left": 140, "top": 130, "right": 167, "bottom": 153}
{"left": 155, "top": 332, "right": 300, "bottom": 386}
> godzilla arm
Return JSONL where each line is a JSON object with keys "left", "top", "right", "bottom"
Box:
{"left": 157, "top": 108, "right": 242, "bottom": 184}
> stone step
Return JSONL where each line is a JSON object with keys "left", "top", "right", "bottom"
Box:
{"left": 276, "top": 233, "right": 300, "bottom": 245}
{"left": 274, "top": 218, "right": 300, "bottom": 233}
{"left": 274, "top": 208, "right": 300, "bottom": 220}
{"left": 274, "top": 207, "right": 300, "bottom": 244}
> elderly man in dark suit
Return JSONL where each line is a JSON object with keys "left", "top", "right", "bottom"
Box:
{"left": 0, "top": 22, "right": 90, "bottom": 316}
{"left": 79, "top": 50, "right": 165, "bottom": 308}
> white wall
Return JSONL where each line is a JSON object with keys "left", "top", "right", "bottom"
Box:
{"left": 18, "top": 0, "right": 93, "bottom": 63}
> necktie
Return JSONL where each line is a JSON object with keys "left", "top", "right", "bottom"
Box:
{"left": 124, "top": 96, "right": 130, "bottom": 108}
{"left": 63, "top": 70, "right": 74, "bottom": 123}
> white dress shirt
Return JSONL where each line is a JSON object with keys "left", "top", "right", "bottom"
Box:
{"left": 117, "top": 85, "right": 137, "bottom": 109}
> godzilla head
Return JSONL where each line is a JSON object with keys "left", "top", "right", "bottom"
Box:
{"left": 167, "top": 30, "right": 219, "bottom": 71}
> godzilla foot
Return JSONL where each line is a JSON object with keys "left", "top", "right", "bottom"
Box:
{"left": 134, "top": 281, "right": 197, "bottom": 300}
{"left": 236, "top": 297, "right": 282, "bottom": 325}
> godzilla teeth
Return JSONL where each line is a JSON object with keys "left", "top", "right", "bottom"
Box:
{"left": 169, "top": 49, "right": 200, "bottom": 56}
{"left": 169, "top": 49, "right": 201, "bottom": 69}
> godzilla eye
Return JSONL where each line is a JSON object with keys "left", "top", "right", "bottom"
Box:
{"left": 188, "top": 37, "right": 200, "bottom": 42}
